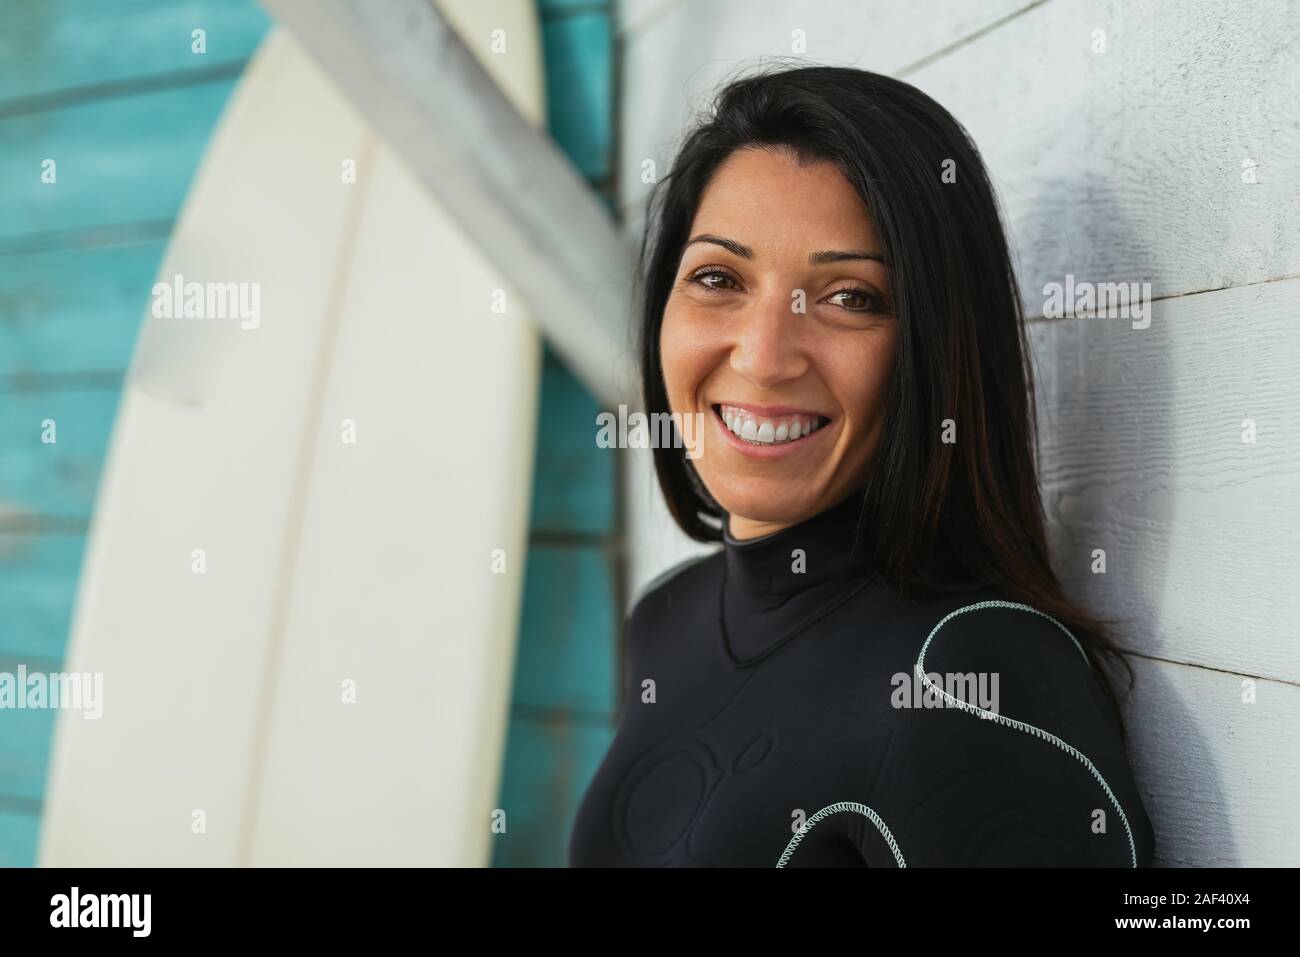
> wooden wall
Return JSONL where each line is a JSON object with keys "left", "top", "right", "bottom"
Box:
{"left": 0, "top": 0, "right": 271, "bottom": 866}
{"left": 616, "top": 0, "right": 1300, "bottom": 866}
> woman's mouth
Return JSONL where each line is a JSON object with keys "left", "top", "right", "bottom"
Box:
{"left": 711, "top": 403, "right": 833, "bottom": 454}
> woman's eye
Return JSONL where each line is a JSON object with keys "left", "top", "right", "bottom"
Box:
{"left": 686, "top": 269, "right": 739, "bottom": 292}
{"left": 826, "top": 286, "right": 883, "bottom": 313}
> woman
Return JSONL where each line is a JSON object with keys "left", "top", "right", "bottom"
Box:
{"left": 569, "top": 65, "right": 1156, "bottom": 867}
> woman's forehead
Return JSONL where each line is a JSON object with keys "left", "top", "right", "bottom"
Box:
{"left": 690, "top": 148, "right": 879, "bottom": 251}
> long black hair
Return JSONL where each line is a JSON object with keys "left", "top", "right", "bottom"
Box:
{"left": 636, "top": 63, "right": 1136, "bottom": 732}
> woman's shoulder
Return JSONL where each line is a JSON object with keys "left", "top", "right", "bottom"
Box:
{"left": 883, "top": 586, "right": 1102, "bottom": 694}
{"left": 885, "top": 586, "right": 1123, "bottom": 736}
{"left": 917, "top": 591, "right": 1095, "bottom": 674}
{"left": 874, "top": 586, "right": 1155, "bottom": 865}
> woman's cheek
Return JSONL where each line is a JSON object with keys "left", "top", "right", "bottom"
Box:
{"left": 658, "top": 311, "right": 684, "bottom": 405}
{"left": 838, "top": 331, "right": 897, "bottom": 459}
{"left": 660, "top": 309, "right": 712, "bottom": 411}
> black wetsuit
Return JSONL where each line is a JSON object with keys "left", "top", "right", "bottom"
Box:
{"left": 568, "top": 490, "right": 1156, "bottom": 867}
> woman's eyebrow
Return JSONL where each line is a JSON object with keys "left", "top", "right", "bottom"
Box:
{"left": 685, "top": 234, "right": 885, "bottom": 266}
{"left": 685, "top": 234, "right": 753, "bottom": 258}
{"left": 809, "top": 249, "right": 886, "bottom": 266}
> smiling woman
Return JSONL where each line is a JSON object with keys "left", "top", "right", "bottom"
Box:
{"left": 569, "top": 65, "right": 1157, "bottom": 867}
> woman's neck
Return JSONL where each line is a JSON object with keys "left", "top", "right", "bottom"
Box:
{"left": 725, "top": 514, "right": 794, "bottom": 541}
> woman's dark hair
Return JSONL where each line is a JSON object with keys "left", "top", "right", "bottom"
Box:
{"left": 636, "top": 63, "right": 1136, "bottom": 733}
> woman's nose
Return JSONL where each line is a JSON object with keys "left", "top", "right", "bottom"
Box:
{"left": 729, "top": 289, "right": 808, "bottom": 388}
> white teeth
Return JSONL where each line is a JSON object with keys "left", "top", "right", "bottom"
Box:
{"left": 717, "top": 404, "right": 827, "bottom": 446}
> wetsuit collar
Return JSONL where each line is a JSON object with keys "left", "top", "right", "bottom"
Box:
{"left": 722, "top": 487, "right": 867, "bottom": 598}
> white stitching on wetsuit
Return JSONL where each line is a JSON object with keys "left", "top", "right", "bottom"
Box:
{"left": 915, "top": 600, "right": 1139, "bottom": 868}
{"left": 776, "top": 801, "right": 907, "bottom": 868}
{"left": 774, "top": 600, "right": 1138, "bottom": 868}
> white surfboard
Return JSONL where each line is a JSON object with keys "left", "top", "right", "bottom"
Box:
{"left": 39, "top": 1, "right": 544, "bottom": 866}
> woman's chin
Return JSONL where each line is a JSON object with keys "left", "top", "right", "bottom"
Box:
{"left": 707, "top": 484, "right": 824, "bottom": 530}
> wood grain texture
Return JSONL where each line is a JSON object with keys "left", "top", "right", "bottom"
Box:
{"left": 513, "top": 545, "right": 618, "bottom": 714}
{"left": 0, "top": 808, "right": 40, "bottom": 868}
{"left": 0, "top": 80, "right": 242, "bottom": 241}
{"left": 0, "top": 390, "right": 121, "bottom": 518}
{"left": 1126, "top": 655, "right": 1300, "bottom": 867}
{"left": 508, "top": 0, "right": 623, "bottom": 866}
{"left": 616, "top": 0, "right": 1039, "bottom": 217}
{"left": 0, "top": 679, "right": 57, "bottom": 804}
{"left": 490, "top": 714, "right": 615, "bottom": 867}
{"left": 530, "top": 349, "right": 616, "bottom": 537}
{"left": 0, "top": 240, "right": 164, "bottom": 379}
{"left": 1030, "top": 278, "right": 1300, "bottom": 683}
{"left": 0, "top": 0, "right": 271, "bottom": 865}
{"left": 0, "top": 0, "right": 268, "bottom": 105}
{"left": 903, "top": 0, "right": 1300, "bottom": 307}
{"left": 0, "top": 534, "right": 85, "bottom": 661}
{"left": 542, "top": 11, "right": 613, "bottom": 181}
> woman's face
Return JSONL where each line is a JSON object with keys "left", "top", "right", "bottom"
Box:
{"left": 660, "top": 146, "right": 898, "bottom": 539}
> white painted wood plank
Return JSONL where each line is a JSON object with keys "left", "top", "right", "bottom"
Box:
{"left": 905, "top": 0, "right": 1300, "bottom": 305}
{"left": 622, "top": 446, "right": 716, "bottom": 613}
{"left": 617, "top": 0, "right": 1038, "bottom": 215}
{"left": 1030, "top": 277, "right": 1300, "bottom": 684}
{"left": 616, "top": 0, "right": 683, "bottom": 38}
{"left": 1125, "top": 656, "right": 1300, "bottom": 866}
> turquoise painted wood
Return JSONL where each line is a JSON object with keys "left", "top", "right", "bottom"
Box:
{"left": 0, "top": 809, "right": 41, "bottom": 868}
{"left": 0, "top": 0, "right": 271, "bottom": 866}
{"left": 0, "top": 80, "right": 240, "bottom": 241}
{"left": 0, "top": 240, "right": 165, "bottom": 378}
{"left": 0, "top": 687, "right": 57, "bottom": 804}
{"left": 0, "top": 0, "right": 268, "bottom": 103}
{"left": 0, "top": 534, "right": 86, "bottom": 661}
{"left": 528, "top": 347, "right": 616, "bottom": 537}
{"left": 0, "top": 390, "right": 122, "bottom": 518}
{"left": 490, "top": 716, "right": 615, "bottom": 867}
{"left": 538, "top": 0, "right": 606, "bottom": 13}
{"left": 540, "top": 11, "right": 612, "bottom": 181}
{"left": 512, "top": 545, "right": 618, "bottom": 714}
{"left": 496, "top": 0, "right": 618, "bottom": 866}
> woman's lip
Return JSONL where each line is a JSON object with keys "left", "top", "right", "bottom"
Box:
{"left": 710, "top": 405, "right": 834, "bottom": 459}
{"left": 711, "top": 400, "right": 831, "bottom": 418}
